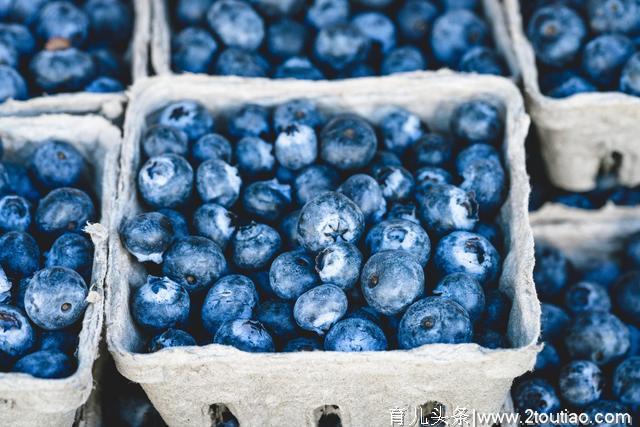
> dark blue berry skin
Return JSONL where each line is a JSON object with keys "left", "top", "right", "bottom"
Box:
{"left": 84, "top": 77, "right": 123, "bottom": 93}
{"left": 307, "top": 0, "right": 349, "bottom": 29}
{"left": 586, "top": 400, "right": 630, "bottom": 427}
{"left": 284, "top": 336, "right": 322, "bottom": 352}
{"left": 8, "top": 0, "right": 48, "bottom": 24}
{"left": 315, "top": 242, "right": 362, "bottom": 291}
{"left": 613, "top": 272, "right": 640, "bottom": 325}
{"left": 12, "top": 350, "right": 74, "bottom": 379}
{"left": 434, "top": 231, "right": 500, "bottom": 285}
{"left": 255, "top": 300, "right": 296, "bottom": 341}
{"left": 213, "top": 319, "right": 275, "bottom": 353}
{"left": 565, "top": 281, "right": 611, "bottom": 315}
{"left": 162, "top": 236, "right": 227, "bottom": 293}
{"left": 431, "top": 10, "right": 489, "bottom": 68}
{"left": 36, "top": 1, "right": 88, "bottom": 46}
{"left": 38, "top": 329, "right": 78, "bottom": 354}
{"left": 0, "top": 231, "right": 39, "bottom": 279}
{"left": 193, "top": 203, "right": 235, "bottom": 249}
{"left": 89, "top": 48, "right": 126, "bottom": 81}
{"left": 231, "top": 222, "right": 281, "bottom": 270}
{"left": 415, "top": 183, "right": 479, "bottom": 236}
{"left": 228, "top": 104, "right": 271, "bottom": 139}
{"left": 627, "top": 234, "right": 640, "bottom": 268}
{"left": 0, "top": 304, "right": 35, "bottom": 359}
{"left": 294, "top": 164, "right": 339, "bottom": 206}
{"left": 559, "top": 360, "right": 603, "bottom": 408}
{"left": 565, "top": 312, "right": 630, "bottom": 365}
{"left": 0, "top": 65, "right": 26, "bottom": 102}
{"left": 176, "top": 0, "right": 214, "bottom": 26}
{"left": 0, "top": 195, "right": 31, "bottom": 232}
{"left": 459, "top": 47, "right": 506, "bottom": 75}
{"left": 621, "top": 52, "right": 640, "bottom": 96}
{"left": 541, "top": 303, "right": 570, "bottom": 342}
{"left": 314, "top": 23, "right": 370, "bottom": 72}
{"left": 84, "top": 0, "right": 132, "bottom": 47}
{"left": 527, "top": 5, "right": 586, "bottom": 67}
{"left": 479, "top": 289, "right": 511, "bottom": 332}
{"left": 172, "top": 27, "right": 218, "bottom": 74}
{"left": 456, "top": 143, "right": 501, "bottom": 173}
{"left": 251, "top": 0, "right": 305, "bottom": 17}
{"left": 397, "top": 0, "right": 438, "bottom": 42}
{"left": 545, "top": 71, "right": 597, "bottom": 98}
{"left": 613, "top": 356, "right": 640, "bottom": 405}
{"left": 269, "top": 250, "right": 319, "bottom": 300}
{"left": 408, "top": 133, "right": 454, "bottom": 169}
{"left": 324, "top": 317, "right": 387, "bottom": 352}
{"left": 149, "top": 328, "right": 196, "bottom": 352}
{"left": 385, "top": 202, "right": 419, "bottom": 224}
{"left": 535, "top": 342, "right": 560, "bottom": 371}
{"left": 242, "top": 179, "right": 292, "bottom": 222}
{"left": 274, "top": 57, "right": 324, "bottom": 80}
{"left": 267, "top": 19, "right": 307, "bottom": 59}
{"left": 31, "top": 140, "right": 85, "bottom": 190}
{"left": 235, "top": 137, "right": 275, "bottom": 177}
{"left": 582, "top": 34, "right": 634, "bottom": 90}
{"left": 374, "top": 166, "right": 414, "bottom": 204}
{"left": 628, "top": 324, "right": 640, "bottom": 357}
{"left": 369, "top": 150, "right": 402, "bottom": 176}
{"left": 294, "top": 284, "right": 348, "bottom": 335}
{"left": 459, "top": 158, "right": 506, "bottom": 216}
{"left": 320, "top": 114, "right": 377, "bottom": 171}
{"left": 512, "top": 378, "right": 561, "bottom": 415}
{"left": 0, "top": 40, "right": 18, "bottom": 68}
{"left": 207, "top": 0, "right": 264, "bottom": 51}
{"left": 380, "top": 107, "right": 424, "bottom": 155}
{"left": 365, "top": 219, "right": 430, "bottom": 267}
{"left": 45, "top": 232, "right": 94, "bottom": 281}
{"left": 361, "top": 250, "right": 424, "bottom": 316}
{"left": 450, "top": 100, "right": 503, "bottom": 146}
{"left": 138, "top": 154, "right": 194, "bottom": 209}
{"left": 215, "top": 48, "right": 269, "bottom": 77}
{"left": 36, "top": 188, "right": 95, "bottom": 236}
{"left": 443, "top": 0, "right": 479, "bottom": 9}
{"left": 132, "top": 276, "right": 190, "bottom": 331}
{"left": 142, "top": 125, "right": 189, "bottom": 159}
{"left": 382, "top": 46, "right": 427, "bottom": 75}
{"left": 158, "top": 208, "right": 189, "bottom": 240}
{"left": 398, "top": 297, "right": 472, "bottom": 349}
{"left": 473, "top": 222, "right": 501, "bottom": 249}
{"left": 25, "top": 267, "right": 88, "bottom": 330}
{"left": 434, "top": 273, "right": 485, "bottom": 322}
{"left": 158, "top": 100, "right": 214, "bottom": 143}
{"left": 201, "top": 274, "right": 259, "bottom": 336}
{"left": 297, "top": 191, "right": 365, "bottom": 253}
{"left": 29, "top": 48, "right": 96, "bottom": 94}
{"left": 587, "top": 0, "right": 640, "bottom": 35}
{"left": 280, "top": 209, "right": 300, "bottom": 249}
{"left": 581, "top": 259, "right": 621, "bottom": 289}
{"left": 196, "top": 159, "right": 241, "bottom": 208}
{"left": 192, "top": 133, "right": 232, "bottom": 165}
{"left": 275, "top": 124, "right": 318, "bottom": 171}
{"left": 0, "top": 23, "right": 35, "bottom": 56}
{"left": 554, "top": 192, "right": 596, "bottom": 210}
{"left": 274, "top": 99, "right": 325, "bottom": 133}
{"left": 353, "top": 12, "right": 396, "bottom": 54}
{"left": 414, "top": 167, "right": 453, "bottom": 187}
{"left": 534, "top": 243, "right": 570, "bottom": 300}
{"left": 120, "top": 212, "right": 173, "bottom": 264}
{"left": 338, "top": 174, "right": 385, "bottom": 224}
{"left": 474, "top": 328, "right": 507, "bottom": 349}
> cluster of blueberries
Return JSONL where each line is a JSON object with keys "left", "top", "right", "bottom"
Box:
{"left": 512, "top": 236, "right": 640, "bottom": 420}
{"left": 119, "top": 97, "right": 513, "bottom": 354}
{"left": 0, "top": 0, "right": 133, "bottom": 102}
{"left": 0, "top": 140, "right": 97, "bottom": 378}
{"left": 170, "top": 0, "right": 509, "bottom": 79}
{"left": 524, "top": 0, "right": 640, "bottom": 98}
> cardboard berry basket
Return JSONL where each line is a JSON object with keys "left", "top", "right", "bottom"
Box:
{"left": 106, "top": 72, "right": 539, "bottom": 427}
{"left": 150, "top": 0, "right": 520, "bottom": 80}
{"left": 0, "top": 0, "right": 152, "bottom": 122}
{"left": 530, "top": 202, "right": 640, "bottom": 228}
{"left": 504, "top": 0, "right": 640, "bottom": 192}
{"left": 0, "top": 115, "right": 120, "bottom": 427}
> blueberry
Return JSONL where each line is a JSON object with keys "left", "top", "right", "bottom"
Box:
{"left": 307, "top": 0, "right": 349, "bottom": 29}
{"left": 473, "top": 222, "right": 501, "bottom": 248}
{"left": 459, "top": 158, "right": 506, "bottom": 215}
{"left": 294, "top": 164, "right": 339, "bottom": 206}
{"left": 267, "top": 19, "right": 307, "bottom": 58}
{"left": 369, "top": 150, "right": 402, "bottom": 176}
{"left": 397, "top": 0, "right": 438, "bottom": 42}
{"left": 137, "top": 154, "right": 193, "bottom": 209}
{"left": 89, "top": 48, "right": 125, "bottom": 80}
{"left": 398, "top": 297, "right": 472, "bottom": 349}
{"left": 546, "top": 71, "right": 597, "bottom": 98}
{"left": 25, "top": 267, "right": 88, "bottom": 330}
{"left": 158, "top": 209, "right": 189, "bottom": 240}
{"left": 148, "top": 328, "right": 196, "bottom": 352}
{"left": 84, "top": 76, "right": 123, "bottom": 93}
{"left": 275, "top": 124, "right": 318, "bottom": 171}
{"left": 228, "top": 104, "right": 270, "bottom": 139}
{"left": 163, "top": 236, "right": 227, "bottom": 293}
{"left": 0, "top": 195, "right": 31, "bottom": 232}
{"left": 45, "top": 233, "right": 93, "bottom": 280}
{"left": 0, "top": 40, "right": 17, "bottom": 68}
{"left": 38, "top": 329, "right": 77, "bottom": 355}
{"left": 613, "top": 356, "right": 640, "bottom": 405}
{"left": 0, "top": 23, "right": 35, "bottom": 56}
{"left": 207, "top": 0, "right": 264, "bottom": 51}
{"left": 381, "top": 46, "right": 427, "bottom": 75}
{"left": 581, "top": 259, "right": 621, "bottom": 288}
{"left": 352, "top": 12, "right": 396, "bottom": 53}
{"left": 365, "top": 219, "right": 430, "bottom": 267}
{"left": 274, "top": 56, "right": 324, "bottom": 80}
{"left": 250, "top": 0, "right": 305, "bottom": 17}
{"left": 36, "top": 1, "right": 89, "bottom": 46}
{"left": 213, "top": 319, "right": 274, "bottom": 352}
{"left": 534, "top": 243, "right": 570, "bottom": 300}
{"left": 231, "top": 222, "right": 281, "bottom": 270}
{"left": 324, "top": 317, "right": 387, "bottom": 351}
{"left": 535, "top": 342, "right": 560, "bottom": 371}
{"left": 215, "top": 48, "right": 269, "bottom": 77}
{"left": 294, "top": 284, "right": 347, "bottom": 335}
{"left": 408, "top": 133, "right": 454, "bottom": 169}
{"left": 315, "top": 242, "right": 362, "bottom": 291}
{"left": 455, "top": 143, "right": 501, "bottom": 172}
{"left": 269, "top": 250, "right": 319, "bottom": 300}
{"left": 120, "top": 212, "right": 173, "bottom": 264}
{"left": 443, "top": 0, "right": 480, "bottom": 9}
{"left": 0, "top": 65, "right": 27, "bottom": 102}
{"left": 338, "top": 173, "right": 386, "bottom": 223}
{"left": 379, "top": 107, "right": 424, "bottom": 155}
{"left": 201, "top": 274, "right": 259, "bottom": 335}
{"left": 555, "top": 192, "right": 596, "bottom": 209}
{"left": 434, "top": 231, "right": 500, "bottom": 285}
{"left": 196, "top": 159, "right": 241, "bottom": 208}
{"left": 565, "top": 312, "right": 630, "bottom": 365}
{"left": 565, "top": 281, "right": 611, "bottom": 315}
{"left": 342, "top": 63, "right": 375, "bottom": 78}
{"left": 242, "top": 179, "right": 291, "bottom": 222}
{"left": 176, "top": 0, "right": 214, "bottom": 26}
{"left": 142, "top": 125, "right": 189, "bottom": 159}
{"left": 431, "top": 10, "right": 489, "bottom": 68}
{"left": 374, "top": 166, "right": 415, "bottom": 204}
{"left": 235, "top": 137, "right": 275, "bottom": 177}
{"left": 585, "top": 400, "right": 630, "bottom": 427}
{"left": 131, "top": 276, "right": 190, "bottom": 331}
{"left": 192, "top": 133, "right": 232, "bottom": 165}
{"left": 479, "top": 290, "right": 511, "bottom": 332}
{"left": 255, "top": 300, "right": 296, "bottom": 340}
{"left": 613, "top": 272, "right": 640, "bottom": 325}
{"left": 273, "top": 99, "right": 325, "bottom": 133}
{"left": 0, "top": 267, "right": 10, "bottom": 302}
{"left": 314, "top": 23, "right": 370, "bottom": 72}
{"left": 172, "top": 27, "right": 218, "bottom": 74}
{"left": 620, "top": 52, "right": 640, "bottom": 96}
{"left": 29, "top": 48, "right": 96, "bottom": 93}
{"left": 297, "top": 191, "right": 365, "bottom": 253}
{"left": 512, "top": 378, "right": 561, "bottom": 415}
{"left": 433, "top": 273, "right": 485, "bottom": 322}
{"left": 158, "top": 100, "right": 214, "bottom": 143}
{"left": 582, "top": 34, "right": 634, "bottom": 89}
{"left": 280, "top": 209, "right": 300, "bottom": 249}
{"left": 528, "top": 5, "right": 587, "bottom": 67}
{"left": 12, "top": 350, "right": 74, "bottom": 379}
{"left": 414, "top": 167, "right": 454, "bottom": 187}
{"left": 0, "top": 231, "right": 39, "bottom": 278}
{"left": 385, "top": 202, "right": 419, "bottom": 224}
{"left": 451, "top": 100, "right": 503, "bottom": 146}
{"left": 587, "top": 0, "right": 640, "bottom": 35}
{"left": 84, "top": 0, "right": 132, "bottom": 47}
{"left": 541, "top": 303, "right": 570, "bottom": 342}
{"left": 0, "top": 304, "right": 35, "bottom": 359}
{"left": 474, "top": 328, "right": 507, "bottom": 349}
{"left": 284, "top": 336, "right": 322, "bottom": 352}
{"left": 627, "top": 233, "right": 640, "bottom": 268}
{"left": 31, "top": 140, "right": 86, "bottom": 189}
{"left": 193, "top": 203, "right": 235, "bottom": 249}
{"left": 559, "top": 360, "right": 603, "bottom": 407}
{"left": 36, "top": 188, "right": 95, "bottom": 236}
{"left": 458, "top": 47, "right": 506, "bottom": 75}
{"left": 415, "top": 183, "right": 479, "bottom": 236}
